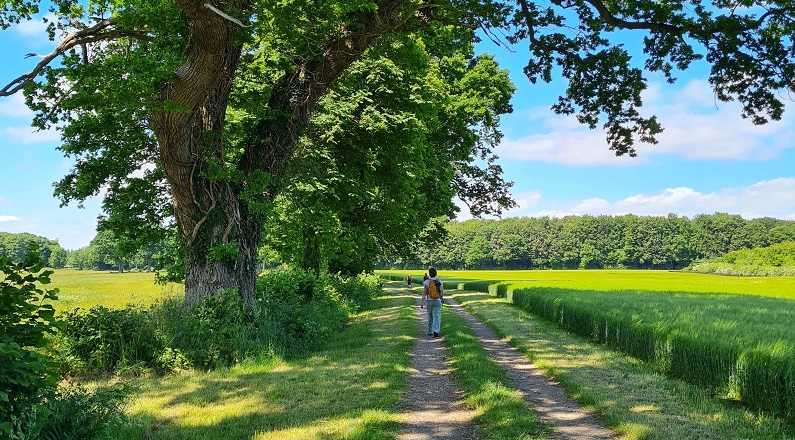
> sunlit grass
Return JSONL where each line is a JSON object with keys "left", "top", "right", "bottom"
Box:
{"left": 448, "top": 291, "right": 794, "bottom": 440}
{"left": 48, "top": 269, "right": 182, "bottom": 311}
{"left": 378, "top": 269, "right": 795, "bottom": 300}
{"left": 113, "top": 288, "right": 415, "bottom": 439}
{"left": 441, "top": 305, "right": 547, "bottom": 440}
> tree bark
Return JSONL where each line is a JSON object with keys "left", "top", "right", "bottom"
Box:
{"left": 151, "top": 2, "right": 258, "bottom": 305}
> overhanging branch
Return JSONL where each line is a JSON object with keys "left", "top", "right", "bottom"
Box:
{"left": 0, "top": 19, "right": 152, "bottom": 97}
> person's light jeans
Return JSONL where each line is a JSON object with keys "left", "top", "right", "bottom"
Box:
{"left": 426, "top": 298, "right": 442, "bottom": 334}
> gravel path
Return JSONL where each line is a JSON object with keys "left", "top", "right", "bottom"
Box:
{"left": 397, "top": 291, "right": 476, "bottom": 440}
{"left": 447, "top": 297, "right": 615, "bottom": 440}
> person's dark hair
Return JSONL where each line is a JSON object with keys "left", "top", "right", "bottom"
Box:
{"left": 423, "top": 273, "right": 429, "bottom": 281}
{"left": 428, "top": 266, "right": 437, "bottom": 278}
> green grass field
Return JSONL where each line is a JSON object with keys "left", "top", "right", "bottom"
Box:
{"left": 48, "top": 269, "right": 182, "bottom": 311}
{"left": 379, "top": 269, "right": 795, "bottom": 300}
{"left": 381, "top": 269, "right": 795, "bottom": 423}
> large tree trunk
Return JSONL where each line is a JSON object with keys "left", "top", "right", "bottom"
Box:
{"left": 151, "top": 3, "right": 260, "bottom": 305}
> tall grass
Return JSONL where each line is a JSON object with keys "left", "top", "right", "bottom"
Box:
{"left": 381, "top": 272, "right": 795, "bottom": 423}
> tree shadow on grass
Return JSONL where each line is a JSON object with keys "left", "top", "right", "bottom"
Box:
{"left": 121, "top": 295, "right": 416, "bottom": 440}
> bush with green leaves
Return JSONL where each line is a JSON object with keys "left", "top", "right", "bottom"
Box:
{"left": 59, "top": 266, "right": 353, "bottom": 375}
{"left": 0, "top": 257, "right": 59, "bottom": 437}
{"left": 328, "top": 272, "right": 382, "bottom": 311}
{"left": 29, "top": 383, "right": 131, "bottom": 440}
{"left": 151, "top": 290, "right": 256, "bottom": 370}
{"left": 255, "top": 266, "right": 350, "bottom": 352}
{"left": 689, "top": 241, "right": 795, "bottom": 276}
{"left": 60, "top": 306, "right": 164, "bottom": 375}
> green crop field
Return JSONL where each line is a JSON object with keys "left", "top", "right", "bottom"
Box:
{"left": 380, "top": 269, "right": 795, "bottom": 422}
{"left": 48, "top": 269, "right": 182, "bottom": 311}
{"left": 379, "top": 269, "right": 795, "bottom": 300}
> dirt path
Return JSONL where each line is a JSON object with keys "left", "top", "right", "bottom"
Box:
{"left": 447, "top": 298, "right": 614, "bottom": 440}
{"left": 398, "top": 290, "right": 476, "bottom": 440}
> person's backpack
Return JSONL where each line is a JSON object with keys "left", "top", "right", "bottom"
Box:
{"left": 427, "top": 279, "right": 442, "bottom": 300}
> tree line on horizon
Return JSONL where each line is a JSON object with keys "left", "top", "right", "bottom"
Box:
{"left": 384, "top": 213, "right": 795, "bottom": 270}
{"left": 0, "top": 230, "right": 169, "bottom": 272}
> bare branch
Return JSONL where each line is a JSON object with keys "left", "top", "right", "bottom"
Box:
{"left": 204, "top": 3, "right": 249, "bottom": 28}
{"left": 0, "top": 19, "right": 152, "bottom": 97}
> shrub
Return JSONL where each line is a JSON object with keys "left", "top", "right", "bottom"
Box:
{"left": 255, "top": 266, "right": 349, "bottom": 352}
{"left": 152, "top": 289, "right": 258, "bottom": 370}
{"left": 30, "top": 383, "right": 131, "bottom": 440}
{"left": 330, "top": 273, "right": 382, "bottom": 311}
{"left": 60, "top": 306, "right": 163, "bottom": 375}
{"left": 0, "top": 257, "right": 59, "bottom": 438}
{"left": 688, "top": 241, "right": 795, "bottom": 276}
{"left": 58, "top": 266, "right": 352, "bottom": 375}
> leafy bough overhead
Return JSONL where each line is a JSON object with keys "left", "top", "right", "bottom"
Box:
{"left": 0, "top": 0, "right": 792, "bottom": 303}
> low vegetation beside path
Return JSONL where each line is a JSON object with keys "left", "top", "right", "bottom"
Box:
{"left": 441, "top": 306, "right": 547, "bottom": 440}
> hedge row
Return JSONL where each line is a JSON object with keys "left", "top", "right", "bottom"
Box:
{"left": 385, "top": 274, "right": 795, "bottom": 423}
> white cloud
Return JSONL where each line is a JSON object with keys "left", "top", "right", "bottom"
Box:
{"left": 498, "top": 80, "right": 794, "bottom": 166}
{"left": 525, "top": 177, "right": 795, "bottom": 219}
{"left": 1, "top": 125, "right": 60, "bottom": 144}
{"left": 13, "top": 13, "right": 56, "bottom": 40}
{"left": 0, "top": 215, "right": 21, "bottom": 222}
{"left": 0, "top": 93, "right": 34, "bottom": 118}
{"left": 456, "top": 191, "right": 542, "bottom": 220}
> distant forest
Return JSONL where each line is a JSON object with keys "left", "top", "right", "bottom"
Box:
{"left": 385, "top": 213, "right": 795, "bottom": 270}
{"left": 0, "top": 230, "right": 168, "bottom": 271}
{"left": 0, "top": 232, "right": 68, "bottom": 268}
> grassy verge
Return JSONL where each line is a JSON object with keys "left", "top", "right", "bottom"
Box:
{"left": 448, "top": 291, "right": 794, "bottom": 440}
{"left": 113, "top": 285, "right": 415, "bottom": 440}
{"left": 440, "top": 304, "right": 547, "bottom": 440}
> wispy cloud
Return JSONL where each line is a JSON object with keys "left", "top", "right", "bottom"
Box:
{"left": 1, "top": 125, "right": 60, "bottom": 144}
{"left": 0, "top": 215, "right": 21, "bottom": 222}
{"left": 0, "top": 93, "right": 34, "bottom": 118}
{"left": 13, "top": 13, "right": 56, "bottom": 40}
{"left": 498, "top": 80, "right": 794, "bottom": 166}
{"left": 520, "top": 177, "right": 795, "bottom": 219}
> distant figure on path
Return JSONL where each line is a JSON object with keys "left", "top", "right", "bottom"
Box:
{"left": 422, "top": 267, "right": 444, "bottom": 338}
{"left": 406, "top": 274, "right": 412, "bottom": 289}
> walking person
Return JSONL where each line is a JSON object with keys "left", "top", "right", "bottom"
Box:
{"left": 406, "top": 274, "right": 413, "bottom": 289}
{"left": 422, "top": 267, "right": 444, "bottom": 338}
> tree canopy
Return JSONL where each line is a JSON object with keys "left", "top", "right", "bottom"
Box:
{"left": 1, "top": 0, "right": 791, "bottom": 302}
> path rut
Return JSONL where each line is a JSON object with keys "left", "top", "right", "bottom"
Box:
{"left": 397, "top": 290, "right": 476, "bottom": 440}
{"left": 447, "top": 297, "right": 614, "bottom": 440}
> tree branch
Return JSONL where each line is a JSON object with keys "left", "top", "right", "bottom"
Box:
{"left": 0, "top": 19, "right": 152, "bottom": 97}
{"left": 583, "top": 0, "right": 680, "bottom": 33}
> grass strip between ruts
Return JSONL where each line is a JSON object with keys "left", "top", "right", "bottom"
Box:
{"left": 440, "top": 303, "right": 548, "bottom": 440}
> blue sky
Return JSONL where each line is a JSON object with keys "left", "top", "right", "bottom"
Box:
{"left": 0, "top": 14, "right": 793, "bottom": 249}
